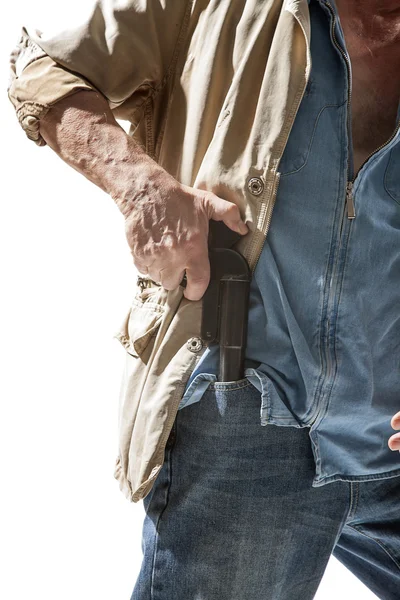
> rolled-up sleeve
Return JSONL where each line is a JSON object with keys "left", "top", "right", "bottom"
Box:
{"left": 9, "top": 31, "right": 96, "bottom": 146}
{"left": 8, "top": 0, "right": 190, "bottom": 146}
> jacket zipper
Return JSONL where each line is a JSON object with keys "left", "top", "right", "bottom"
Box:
{"left": 342, "top": 121, "right": 400, "bottom": 223}
{"left": 250, "top": 170, "right": 282, "bottom": 273}
{"left": 309, "top": 2, "right": 400, "bottom": 429}
{"left": 325, "top": 2, "right": 353, "bottom": 193}
{"left": 309, "top": 1, "right": 354, "bottom": 428}
{"left": 265, "top": 171, "right": 281, "bottom": 240}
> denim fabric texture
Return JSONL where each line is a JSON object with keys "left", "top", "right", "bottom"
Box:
{"left": 180, "top": 0, "right": 400, "bottom": 487}
{"left": 133, "top": 382, "right": 400, "bottom": 599}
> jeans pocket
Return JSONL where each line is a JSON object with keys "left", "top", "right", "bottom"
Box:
{"left": 208, "top": 377, "right": 252, "bottom": 391}
{"left": 245, "top": 367, "right": 304, "bottom": 428}
{"left": 182, "top": 368, "right": 305, "bottom": 428}
{"left": 178, "top": 372, "right": 252, "bottom": 410}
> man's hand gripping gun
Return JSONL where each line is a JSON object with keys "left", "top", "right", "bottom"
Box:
{"left": 200, "top": 220, "right": 251, "bottom": 381}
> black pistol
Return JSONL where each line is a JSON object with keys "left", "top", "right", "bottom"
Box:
{"left": 200, "top": 220, "right": 251, "bottom": 381}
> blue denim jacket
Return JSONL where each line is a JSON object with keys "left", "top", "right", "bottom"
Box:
{"left": 179, "top": 0, "right": 400, "bottom": 488}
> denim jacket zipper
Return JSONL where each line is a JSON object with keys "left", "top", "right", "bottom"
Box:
{"left": 308, "top": 1, "right": 355, "bottom": 427}
{"left": 309, "top": 1, "right": 400, "bottom": 428}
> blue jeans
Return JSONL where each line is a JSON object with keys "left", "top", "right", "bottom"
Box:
{"left": 131, "top": 381, "right": 400, "bottom": 600}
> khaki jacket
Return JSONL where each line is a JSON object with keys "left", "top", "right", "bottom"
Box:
{"left": 8, "top": 0, "right": 311, "bottom": 502}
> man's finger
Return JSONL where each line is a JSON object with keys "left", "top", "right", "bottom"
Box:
{"left": 159, "top": 267, "right": 186, "bottom": 291}
{"left": 391, "top": 411, "right": 400, "bottom": 429}
{"left": 206, "top": 193, "right": 248, "bottom": 235}
{"left": 184, "top": 258, "right": 210, "bottom": 301}
{"left": 132, "top": 252, "right": 154, "bottom": 275}
{"left": 388, "top": 433, "right": 400, "bottom": 450}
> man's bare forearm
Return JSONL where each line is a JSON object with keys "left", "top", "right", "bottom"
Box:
{"left": 39, "top": 89, "right": 166, "bottom": 216}
{"left": 38, "top": 89, "right": 248, "bottom": 300}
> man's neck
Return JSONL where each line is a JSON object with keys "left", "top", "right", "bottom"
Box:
{"left": 335, "top": 0, "right": 400, "bottom": 56}
{"left": 335, "top": 0, "right": 400, "bottom": 25}
{"left": 337, "top": 1, "right": 400, "bottom": 17}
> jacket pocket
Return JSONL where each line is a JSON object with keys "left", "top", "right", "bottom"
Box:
{"left": 114, "top": 278, "right": 165, "bottom": 359}
{"left": 384, "top": 144, "right": 400, "bottom": 205}
{"left": 113, "top": 276, "right": 205, "bottom": 503}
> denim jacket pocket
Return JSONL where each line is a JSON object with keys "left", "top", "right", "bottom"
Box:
{"left": 384, "top": 144, "right": 400, "bottom": 205}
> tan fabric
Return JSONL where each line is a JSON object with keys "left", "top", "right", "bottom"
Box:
{"left": 113, "top": 277, "right": 206, "bottom": 501}
{"left": 8, "top": 0, "right": 312, "bottom": 502}
{"left": 8, "top": 31, "right": 96, "bottom": 144}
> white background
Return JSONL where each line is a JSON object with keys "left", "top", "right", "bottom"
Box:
{"left": 1, "top": 2, "right": 378, "bottom": 598}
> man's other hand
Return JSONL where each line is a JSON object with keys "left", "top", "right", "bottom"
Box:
{"left": 388, "top": 411, "right": 400, "bottom": 451}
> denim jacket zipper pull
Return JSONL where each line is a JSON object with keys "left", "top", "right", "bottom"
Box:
{"left": 346, "top": 181, "right": 356, "bottom": 219}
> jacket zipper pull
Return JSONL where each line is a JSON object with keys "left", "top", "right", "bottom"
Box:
{"left": 346, "top": 181, "right": 355, "bottom": 219}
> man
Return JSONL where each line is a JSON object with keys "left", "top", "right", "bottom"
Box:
{"left": 8, "top": 0, "right": 400, "bottom": 598}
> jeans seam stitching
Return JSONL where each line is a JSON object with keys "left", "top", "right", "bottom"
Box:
{"left": 210, "top": 381, "right": 251, "bottom": 391}
{"left": 346, "top": 481, "right": 359, "bottom": 522}
{"left": 347, "top": 524, "right": 400, "bottom": 572}
{"left": 150, "top": 437, "right": 174, "bottom": 599}
{"left": 314, "top": 467, "right": 400, "bottom": 484}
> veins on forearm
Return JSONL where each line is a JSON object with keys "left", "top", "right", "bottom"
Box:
{"left": 38, "top": 90, "right": 154, "bottom": 201}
